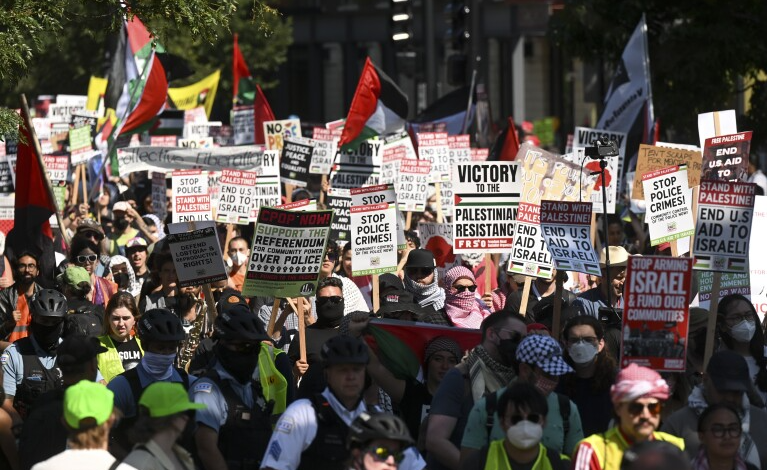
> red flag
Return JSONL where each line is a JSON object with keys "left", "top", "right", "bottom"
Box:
{"left": 254, "top": 84, "right": 276, "bottom": 145}
{"left": 233, "top": 33, "right": 251, "bottom": 101}
{"left": 499, "top": 116, "right": 521, "bottom": 162}
{"left": 15, "top": 111, "right": 55, "bottom": 242}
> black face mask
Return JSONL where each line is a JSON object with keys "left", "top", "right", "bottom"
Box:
{"left": 31, "top": 320, "right": 64, "bottom": 353}
{"left": 114, "top": 272, "right": 130, "bottom": 289}
{"left": 498, "top": 337, "right": 521, "bottom": 367}
{"left": 216, "top": 343, "right": 258, "bottom": 384}
{"left": 316, "top": 299, "right": 345, "bottom": 328}
{"left": 114, "top": 218, "right": 130, "bottom": 231}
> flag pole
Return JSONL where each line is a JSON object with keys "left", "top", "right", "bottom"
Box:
{"left": 19, "top": 94, "right": 71, "bottom": 245}
{"left": 460, "top": 67, "right": 478, "bottom": 135}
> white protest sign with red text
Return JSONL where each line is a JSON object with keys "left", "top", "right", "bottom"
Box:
{"left": 509, "top": 202, "right": 553, "bottom": 279}
{"left": 216, "top": 169, "right": 258, "bottom": 225}
{"left": 418, "top": 132, "right": 450, "bottom": 183}
{"left": 642, "top": 165, "right": 694, "bottom": 246}
{"left": 172, "top": 170, "right": 212, "bottom": 223}
{"left": 396, "top": 160, "right": 431, "bottom": 212}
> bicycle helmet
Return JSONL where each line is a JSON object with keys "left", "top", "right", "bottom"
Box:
{"left": 347, "top": 412, "right": 414, "bottom": 448}
{"left": 138, "top": 309, "right": 185, "bottom": 342}
{"left": 321, "top": 335, "right": 369, "bottom": 366}
{"left": 214, "top": 304, "right": 268, "bottom": 342}
{"left": 30, "top": 289, "right": 68, "bottom": 318}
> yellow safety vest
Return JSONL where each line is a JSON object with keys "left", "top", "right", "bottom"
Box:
{"left": 485, "top": 442, "right": 556, "bottom": 470}
{"left": 258, "top": 342, "right": 288, "bottom": 415}
{"left": 96, "top": 335, "right": 143, "bottom": 383}
{"left": 574, "top": 427, "right": 684, "bottom": 470}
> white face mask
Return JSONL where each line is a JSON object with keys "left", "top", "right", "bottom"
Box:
{"left": 568, "top": 341, "right": 598, "bottom": 365}
{"left": 506, "top": 420, "right": 543, "bottom": 449}
{"left": 730, "top": 320, "right": 756, "bottom": 343}
{"left": 231, "top": 251, "right": 249, "bottom": 266}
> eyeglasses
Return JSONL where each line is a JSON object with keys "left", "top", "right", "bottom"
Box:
{"left": 82, "top": 231, "right": 104, "bottom": 242}
{"left": 406, "top": 267, "right": 432, "bottom": 276}
{"left": 453, "top": 285, "right": 477, "bottom": 293}
{"left": 76, "top": 254, "right": 98, "bottom": 264}
{"left": 724, "top": 313, "right": 755, "bottom": 327}
{"left": 317, "top": 296, "right": 344, "bottom": 305}
{"left": 566, "top": 336, "right": 599, "bottom": 346}
{"left": 366, "top": 446, "right": 404, "bottom": 464}
{"left": 708, "top": 424, "right": 742, "bottom": 439}
{"left": 509, "top": 413, "right": 542, "bottom": 425}
{"left": 17, "top": 263, "right": 37, "bottom": 271}
{"left": 627, "top": 401, "right": 662, "bottom": 416}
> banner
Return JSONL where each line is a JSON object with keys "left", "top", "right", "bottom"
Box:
{"left": 264, "top": 119, "right": 301, "bottom": 151}
{"left": 540, "top": 200, "right": 600, "bottom": 276}
{"left": 232, "top": 106, "right": 255, "bottom": 146}
{"left": 326, "top": 188, "right": 351, "bottom": 243}
{"left": 280, "top": 137, "right": 314, "bottom": 187}
{"left": 152, "top": 172, "right": 167, "bottom": 221}
{"left": 250, "top": 150, "right": 282, "bottom": 220}
{"left": 216, "top": 169, "right": 258, "bottom": 224}
{"left": 418, "top": 132, "right": 450, "bottom": 183}
{"left": 642, "top": 165, "right": 695, "bottom": 245}
{"left": 167, "top": 70, "right": 221, "bottom": 118}
{"left": 349, "top": 197, "right": 397, "bottom": 276}
{"left": 509, "top": 202, "right": 554, "bottom": 279}
{"left": 166, "top": 222, "right": 228, "bottom": 287}
{"left": 243, "top": 207, "right": 332, "bottom": 298}
{"left": 693, "top": 180, "right": 755, "bottom": 273}
{"left": 172, "top": 169, "right": 211, "bottom": 222}
{"left": 116, "top": 146, "right": 267, "bottom": 176}
{"left": 633, "top": 144, "right": 702, "bottom": 200}
{"left": 452, "top": 162, "right": 521, "bottom": 254}
{"left": 621, "top": 256, "right": 692, "bottom": 371}
{"left": 701, "top": 131, "right": 752, "bottom": 182}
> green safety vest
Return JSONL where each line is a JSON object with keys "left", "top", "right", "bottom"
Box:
{"left": 258, "top": 343, "right": 288, "bottom": 415}
{"left": 485, "top": 442, "right": 556, "bottom": 470}
{"left": 96, "top": 334, "right": 143, "bottom": 383}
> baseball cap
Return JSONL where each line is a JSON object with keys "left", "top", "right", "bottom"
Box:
{"left": 112, "top": 201, "right": 131, "bottom": 213}
{"left": 706, "top": 350, "right": 751, "bottom": 392}
{"left": 60, "top": 266, "right": 91, "bottom": 289}
{"left": 405, "top": 249, "right": 436, "bottom": 269}
{"left": 139, "top": 382, "right": 206, "bottom": 418}
{"left": 63, "top": 380, "right": 114, "bottom": 429}
{"left": 126, "top": 237, "right": 148, "bottom": 250}
{"left": 515, "top": 334, "right": 574, "bottom": 376}
{"left": 57, "top": 335, "right": 108, "bottom": 372}
{"left": 377, "top": 290, "right": 424, "bottom": 319}
{"left": 216, "top": 288, "right": 249, "bottom": 316}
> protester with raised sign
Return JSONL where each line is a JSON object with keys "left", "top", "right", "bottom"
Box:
{"left": 574, "top": 246, "right": 629, "bottom": 317}
{"left": 226, "top": 236, "right": 250, "bottom": 292}
{"left": 503, "top": 269, "right": 575, "bottom": 318}
{"left": 443, "top": 266, "right": 492, "bottom": 329}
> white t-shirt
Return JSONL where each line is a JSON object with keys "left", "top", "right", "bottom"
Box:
{"left": 32, "top": 449, "right": 136, "bottom": 470}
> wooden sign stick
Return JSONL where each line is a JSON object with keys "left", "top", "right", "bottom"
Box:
{"left": 434, "top": 182, "right": 445, "bottom": 224}
{"left": 372, "top": 274, "right": 380, "bottom": 313}
{"left": 484, "top": 253, "right": 493, "bottom": 298}
{"left": 551, "top": 274, "right": 564, "bottom": 341}
{"left": 80, "top": 165, "right": 87, "bottom": 206}
{"left": 267, "top": 298, "right": 281, "bottom": 337}
{"left": 297, "top": 296, "right": 307, "bottom": 363}
{"left": 518, "top": 277, "right": 533, "bottom": 316}
{"left": 703, "top": 272, "right": 722, "bottom": 369}
{"left": 70, "top": 166, "right": 81, "bottom": 206}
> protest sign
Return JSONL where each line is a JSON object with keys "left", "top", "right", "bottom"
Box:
{"left": 621, "top": 256, "right": 692, "bottom": 371}
{"left": 166, "top": 223, "right": 228, "bottom": 287}
{"left": 42, "top": 155, "right": 69, "bottom": 182}
{"left": 277, "top": 199, "right": 318, "bottom": 211}
{"left": 216, "top": 169, "right": 258, "bottom": 225}
{"left": 7, "top": 154, "right": 16, "bottom": 189}
{"left": 232, "top": 106, "right": 255, "bottom": 146}
{"left": 749, "top": 196, "right": 767, "bottom": 321}
{"left": 243, "top": 207, "right": 332, "bottom": 298}
{"left": 329, "top": 139, "right": 382, "bottom": 189}
{"left": 116, "top": 146, "right": 267, "bottom": 176}
{"left": 515, "top": 143, "right": 596, "bottom": 205}
{"left": 280, "top": 137, "right": 314, "bottom": 187}
{"left": 381, "top": 131, "right": 416, "bottom": 184}
{"left": 452, "top": 162, "right": 521, "bottom": 254}
{"left": 0, "top": 157, "right": 13, "bottom": 195}
{"left": 349, "top": 190, "right": 397, "bottom": 276}
{"left": 350, "top": 184, "right": 405, "bottom": 250}
{"left": 183, "top": 121, "right": 222, "bottom": 139}
{"left": 310, "top": 127, "right": 340, "bottom": 175}
{"left": 471, "top": 148, "right": 489, "bottom": 161}
{"left": 540, "top": 201, "right": 600, "bottom": 276}
{"left": 696, "top": 271, "right": 750, "bottom": 310}
{"left": 693, "top": 180, "right": 755, "bottom": 273}
{"left": 508, "top": 202, "right": 554, "bottom": 279}
{"left": 152, "top": 172, "right": 167, "bottom": 221}
{"left": 447, "top": 135, "right": 472, "bottom": 164}
{"left": 172, "top": 170, "right": 212, "bottom": 223}
{"left": 642, "top": 165, "right": 695, "bottom": 245}
{"left": 326, "top": 188, "right": 351, "bottom": 243}
{"left": 698, "top": 109, "right": 737, "bottom": 151}
{"left": 48, "top": 101, "right": 86, "bottom": 123}
{"left": 571, "top": 126, "right": 628, "bottom": 214}
{"left": 264, "top": 119, "right": 302, "bottom": 151}
{"left": 418, "top": 132, "right": 450, "bottom": 183}
{"left": 250, "top": 150, "right": 281, "bottom": 219}
{"left": 68, "top": 126, "right": 94, "bottom": 165}
{"left": 395, "top": 160, "right": 431, "bottom": 212}
{"left": 417, "top": 222, "right": 461, "bottom": 280}
{"left": 633, "top": 144, "right": 702, "bottom": 200}
{"left": 178, "top": 137, "right": 214, "bottom": 149}
{"left": 149, "top": 136, "right": 178, "bottom": 147}
{"left": 702, "top": 131, "right": 752, "bottom": 182}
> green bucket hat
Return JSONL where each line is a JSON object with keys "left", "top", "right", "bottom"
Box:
{"left": 64, "top": 380, "right": 114, "bottom": 429}
{"left": 62, "top": 266, "right": 91, "bottom": 288}
{"left": 139, "top": 382, "right": 206, "bottom": 418}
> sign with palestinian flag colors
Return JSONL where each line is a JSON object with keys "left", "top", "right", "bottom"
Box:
{"left": 540, "top": 201, "right": 600, "bottom": 276}
{"left": 701, "top": 131, "right": 752, "bottom": 182}
{"left": 330, "top": 139, "right": 382, "bottom": 189}
{"left": 642, "top": 165, "right": 694, "bottom": 246}
{"left": 350, "top": 184, "right": 406, "bottom": 251}
{"left": 349, "top": 198, "right": 397, "bottom": 276}
{"left": 693, "top": 180, "right": 755, "bottom": 273}
{"left": 310, "top": 127, "right": 340, "bottom": 174}
{"left": 509, "top": 202, "right": 553, "bottom": 279}
{"left": 452, "top": 162, "right": 521, "bottom": 254}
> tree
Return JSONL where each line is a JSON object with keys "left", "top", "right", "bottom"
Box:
{"left": 0, "top": 0, "right": 289, "bottom": 138}
{"left": 548, "top": 0, "right": 767, "bottom": 150}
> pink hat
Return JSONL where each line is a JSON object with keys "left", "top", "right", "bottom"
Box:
{"left": 444, "top": 266, "right": 475, "bottom": 287}
{"left": 610, "top": 363, "right": 669, "bottom": 404}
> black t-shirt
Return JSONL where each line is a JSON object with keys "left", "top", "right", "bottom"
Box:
{"left": 114, "top": 337, "right": 142, "bottom": 371}
{"left": 559, "top": 376, "right": 613, "bottom": 437}
{"left": 398, "top": 379, "right": 432, "bottom": 441}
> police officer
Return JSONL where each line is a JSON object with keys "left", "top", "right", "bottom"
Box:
{"left": 107, "top": 308, "right": 189, "bottom": 453}
{"left": 193, "top": 304, "right": 293, "bottom": 470}
{"left": 347, "top": 413, "right": 415, "bottom": 470}
{"left": 260, "top": 335, "right": 426, "bottom": 470}
{"left": 1, "top": 289, "right": 66, "bottom": 426}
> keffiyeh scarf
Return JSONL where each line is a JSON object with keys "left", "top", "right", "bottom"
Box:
{"left": 404, "top": 269, "right": 445, "bottom": 310}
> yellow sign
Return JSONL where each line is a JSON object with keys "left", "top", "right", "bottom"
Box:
{"left": 87, "top": 76, "right": 108, "bottom": 115}
{"left": 167, "top": 70, "right": 221, "bottom": 118}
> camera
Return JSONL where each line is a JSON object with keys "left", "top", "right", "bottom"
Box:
{"left": 584, "top": 139, "right": 619, "bottom": 159}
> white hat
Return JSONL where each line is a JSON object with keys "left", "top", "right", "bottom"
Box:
{"left": 599, "top": 246, "right": 629, "bottom": 268}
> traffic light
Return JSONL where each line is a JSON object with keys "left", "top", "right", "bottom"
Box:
{"left": 444, "top": 1, "right": 470, "bottom": 52}
{"left": 391, "top": 0, "right": 413, "bottom": 44}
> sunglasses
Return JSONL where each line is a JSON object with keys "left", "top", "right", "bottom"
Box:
{"left": 627, "top": 401, "right": 662, "bottom": 417}
{"left": 406, "top": 267, "right": 432, "bottom": 276}
{"left": 76, "top": 254, "right": 98, "bottom": 264}
{"left": 708, "top": 424, "right": 742, "bottom": 439}
{"left": 453, "top": 285, "right": 477, "bottom": 293}
{"left": 317, "top": 296, "right": 344, "bottom": 305}
{"left": 366, "top": 446, "right": 404, "bottom": 464}
{"left": 325, "top": 252, "right": 338, "bottom": 262}
{"left": 509, "top": 413, "right": 542, "bottom": 425}
{"left": 82, "top": 231, "right": 104, "bottom": 241}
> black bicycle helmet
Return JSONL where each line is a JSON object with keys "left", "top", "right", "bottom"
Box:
{"left": 30, "top": 289, "right": 68, "bottom": 318}
{"left": 214, "top": 304, "right": 268, "bottom": 342}
{"left": 321, "top": 335, "right": 369, "bottom": 366}
{"left": 138, "top": 309, "right": 185, "bottom": 342}
{"left": 347, "top": 412, "right": 414, "bottom": 448}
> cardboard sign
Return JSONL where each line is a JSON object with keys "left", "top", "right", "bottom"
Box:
{"left": 42, "top": 155, "right": 69, "bottom": 182}
{"left": 330, "top": 140, "right": 382, "bottom": 189}
{"left": 172, "top": 170, "right": 212, "bottom": 222}
{"left": 633, "top": 144, "right": 702, "bottom": 200}
{"left": 350, "top": 184, "right": 405, "bottom": 250}
{"left": 382, "top": 131, "right": 416, "bottom": 184}
{"left": 418, "top": 132, "right": 450, "bottom": 183}
{"left": 621, "top": 256, "right": 692, "bottom": 371}
{"left": 116, "top": 146, "right": 267, "bottom": 176}
{"left": 232, "top": 106, "right": 255, "bottom": 146}
{"left": 250, "top": 150, "right": 282, "bottom": 220}
{"left": 452, "top": 162, "right": 522, "bottom": 254}
{"left": 243, "top": 207, "right": 332, "bottom": 298}
{"left": 151, "top": 172, "right": 167, "bottom": 222}
{"left": 693, "top": 180, "right": 755, "bottom": 273}
{"left": 515, "top": 143, "right": 596, "bottom": 205}
{"left": 509, "top": 202, "right": 554, "bottom": 279}
{"left": 571, "top": 126, "right": 628, "bottom": 214}
{"left": 396, "top": 160, "right": 431, "bottom": 212}
{"left": 349, "top": 195, "right": 397, "bottom": 276}
{"left": 540, "top": 201, "right": 600, "bottom": 276}
{"left": 264, "top": 119, "right": 302, "bottom": 151}
{"left": 279, "top": 137, "right": 313, "bottom": 187}
{"left": 326, "top": 188, "right": 351, "bottom": 243}
{"left": 702, "top": 131, "right": 752, "bottom": 182}
{"left": 216, "top": 169, "right": 258, "bottom": 225}
{"left": 642, "top": 165, "right": 695, "bottom": 245}
{"left": 166, "top": 223, "right": 228, "bottom": 287}
{"left": 698, "top": 109, "right": 737, "bottom": 151}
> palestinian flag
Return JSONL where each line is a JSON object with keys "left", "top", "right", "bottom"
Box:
{"left": 489, "top": 116, "right": 521, "bottom": 162}
{"left": 338, "top": 58, "right": 408, "bottom": 148}
{"left": 232, "top": 34, "right": 275, "bottom": 144}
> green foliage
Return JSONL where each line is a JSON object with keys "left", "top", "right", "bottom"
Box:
{"left": 548, "top": 0, "right": 767, "bottom": 149}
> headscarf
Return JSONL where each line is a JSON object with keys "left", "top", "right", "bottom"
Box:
{"left": 404, "top": 268, "right": 445, "bottom": 311}
{"left": 424, "top": 336, "right": 462, "bottom": 365}
{"left": 610, "top": 363, "right": 670, "bottom": 404}
{"left": 108, "top": 255, "right": 141, "bottom": 297}
{"left": 142, "top": 214, "right": 165, "bottom": 240}
{"left": 443, "top": 266, "right": 490, "bottom": 329}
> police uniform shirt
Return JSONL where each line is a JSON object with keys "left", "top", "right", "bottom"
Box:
{"left": 192, "top": 360, "right": 255, "bottom": 432}
{"left": 1, "top": 337, "right": 60, "bottom": 397}
{"left": 107, "top": 361, "right": 194, "bottom": 418}
{"left": 260, "top": 387, "right": 426, "bottom": 470}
